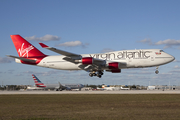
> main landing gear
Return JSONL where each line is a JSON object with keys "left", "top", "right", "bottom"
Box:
{"left": 89, "top": 71, "right": 103, "bottom": 78}
{"left": 155, "top": 66, "right": 159, "bottom": 74}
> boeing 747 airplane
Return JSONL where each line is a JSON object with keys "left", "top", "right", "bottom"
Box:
{"left": 27, "top": 74, "right": 84, "bottom": 91}
{"left": 8, "top": 35, "right": 175, "bottom": 78}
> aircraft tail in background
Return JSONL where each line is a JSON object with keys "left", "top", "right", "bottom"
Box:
{"left": 30, "top": 74, "right": 83, "bottom": 91}
{"left": 32, "top": 74, "right": 46, "bottom": 87}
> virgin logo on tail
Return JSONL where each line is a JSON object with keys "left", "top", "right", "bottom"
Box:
{"left": 18, "top": 43, "right": 34, "bottom": 57}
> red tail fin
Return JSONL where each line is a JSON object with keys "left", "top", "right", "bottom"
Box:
{"left": 10, "top": 35, "right": 45, "bottom": 58}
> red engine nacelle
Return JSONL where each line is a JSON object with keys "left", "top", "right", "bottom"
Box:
{"left": 82, "top": 57, "right": 93, "bottom": 64}
{"left": 107, "top": 62, "right": 121, "bottom": 73}
{"left": 108, "top": 62, "right": 120, "bottom": 69}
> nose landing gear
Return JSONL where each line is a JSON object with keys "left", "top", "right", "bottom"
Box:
{"left": 155, "top": 66, "right": 159, "bottom": 74}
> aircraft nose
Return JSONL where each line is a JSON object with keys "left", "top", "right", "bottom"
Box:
{"left": 171, "top": 55, "right": 175, "bottom": 61}
{"left": 168, "top": 54, "right": 175, "bottom": 62}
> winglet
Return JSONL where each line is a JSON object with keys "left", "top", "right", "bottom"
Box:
{"left": 39, "top": 43, "right": 49, "bottom": 48}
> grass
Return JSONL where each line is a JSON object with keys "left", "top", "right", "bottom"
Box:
{"left": 0, "top": 94, "right": 180, "bottom": 120}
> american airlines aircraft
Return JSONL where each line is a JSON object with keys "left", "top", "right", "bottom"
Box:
{"left": 28, "top": 74, "right": 84, "bottom": 91}
{"left": 8, "top": 35, "right": 175, "bottom": 78}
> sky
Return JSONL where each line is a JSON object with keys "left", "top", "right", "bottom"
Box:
{"left": 1, "top": 0, "right": 180, "bottom": 86}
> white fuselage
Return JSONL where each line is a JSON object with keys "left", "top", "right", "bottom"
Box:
{"left": 10, "top": 35, "right": 175, "bottom": 78}
{"left": 26, "top": 49, "right": 174, "bottom": 70}
{"left": 38, "top": 84, "right": 83, "bottom": 90}
{"left": 103, "top": 87, "right": 115, "bottom": 91}
{"left": 27, "top": 84, "right": 83, "bottom": 90}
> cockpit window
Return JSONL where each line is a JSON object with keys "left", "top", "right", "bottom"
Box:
{"left": 160, "top": 50, "right": 164, "bottom": 52}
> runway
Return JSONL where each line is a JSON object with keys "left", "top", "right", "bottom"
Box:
{"left": 1, "top": 90, "right": 180, "bottom": 94}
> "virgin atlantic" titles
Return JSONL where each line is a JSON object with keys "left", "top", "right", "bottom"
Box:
{"left": 89, "top": 50, "right": 151, "bottom": 60}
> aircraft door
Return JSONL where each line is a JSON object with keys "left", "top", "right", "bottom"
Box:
{"left": 151, "top": 56, "right": 154, "bottom": 61}
{"left": 43, "top": 61, "right": 47, "bottom": 67}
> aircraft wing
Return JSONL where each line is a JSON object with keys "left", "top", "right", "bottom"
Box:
{"left": 7, "top": 55, "right": 36, "bottom": 63}
{"left": 39, "top": 43, "right": 127, "bottom": 73}
{"left": 58, "top": 82, "right": 73, "bottom": 90}
{"left": 39, "top": 43, "right": 106, "bottom": 66}
{"left": 39, "top": 43, "right": 82, "bottom": 59}
{"left": 39, "top": 43, "right": 127, "bottom": 72}
{"left": 58, "top": 82, "right": 67, "bottom": 90}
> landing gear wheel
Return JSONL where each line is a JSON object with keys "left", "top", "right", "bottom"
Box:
{"left": 93, "top": 73, "right": 97, "bottom": 76}
{"left": 97, "top": 74, "right": 102, "bottom": 78}
{"left": 155, "top": 66, "right": 159, "bottom": 74}
{"left": 155, "top": 70, "right": 159, "bottom": 74}
{"left": 99, "top": 71, "right": 103, "bottom": 75}
{"left": 89, "top": 73, "right": 93, "bottom": 77}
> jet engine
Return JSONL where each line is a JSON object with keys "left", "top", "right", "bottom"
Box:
{"left": 107, "top": 62, "right": 121, "bottom": 73}
{"left": 108, "top": 62, "right": 120, "bottom": 69}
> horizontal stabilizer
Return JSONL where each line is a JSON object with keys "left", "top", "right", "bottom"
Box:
{"left": 7, "top": 55, "right": 36, "bottom": 63}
